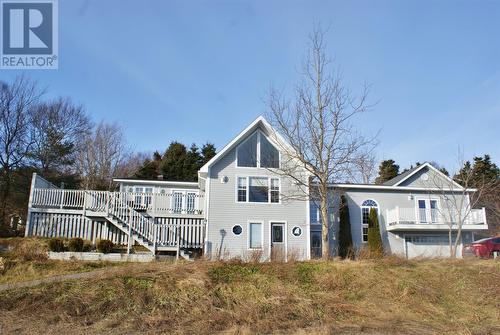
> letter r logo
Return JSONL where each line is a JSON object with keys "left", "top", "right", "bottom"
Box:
{"left": 2, "top": 1, "right": 53, "bottom": 54}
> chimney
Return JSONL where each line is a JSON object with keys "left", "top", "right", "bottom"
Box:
{"left": 157, "top": 174, "right": 164, "bottom": 180}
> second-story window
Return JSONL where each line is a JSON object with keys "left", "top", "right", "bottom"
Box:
{"left": 186, "top": 192, "right": 196, "bottom": 213}
{"left": 270, "top": 178, "right": 279, "bottom": 203}
{"left": 173, "top": 192, "right": 183, "bottom": 213}
{"left": 237, "top": 177, "right": 247, "bottom": 202}
{"left": 236, "top": 131, "right": 280, "bottom": 168}
{"left": 237, "top": 176, "right": 280, "bottom": 203}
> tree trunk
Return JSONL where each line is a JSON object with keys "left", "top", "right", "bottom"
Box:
{"left": 320, "top": 196, "right": 329, "bottom": 259}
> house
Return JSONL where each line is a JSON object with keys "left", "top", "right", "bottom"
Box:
{"left": 25, "top": 116, "right": 488, "bottom": 259}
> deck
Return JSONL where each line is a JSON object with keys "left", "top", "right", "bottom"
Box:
{"left": 26, "top": 173, "right": 206, "bottom": 256}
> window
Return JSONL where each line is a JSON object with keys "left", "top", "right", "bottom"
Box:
{"left": 260, "top": 135, "right": 279, "bottom": 168}
{"left": 361, "top": 199, "right": 378, "bottom": 243}
{"left": 135, "top": 187, "right": 143, "bottom": 204}
{"left": 232, "top": 225, "right": 242, "bottom": 235}
{"left": 173, "top": 192, "right": 183, "bottom": 213}
{"left": 236, "top": 131, "right": 280, "bottom": 168}
{"left": 270, "top": 178, "right": 279, "bottom": 203}
{"left": 237, "top": 177, "right": 247, "bottom": 202}
{"left": 292, "top": 226, "right": 302, "bottom": 237}
{"left": 144, "top": 187, "right": 153, "bottom": 207}
{"left": 249, "top": 177, "right": 268, "bottom": 202}
{"left": 237, "top": 132, "right": 258, "bottom": 167}
{"left": 249, "top": 222, "right": 262, "bottom": 249}
{"left": 186, "top": 192, "right": 196, "bottom": 213}
{"left": 416, "top": 198, "right": 439, "bottom": 223}
{"left": 310, "top": 201, "right": 320, "bottom": 224}
{"left": 237, "top": 176, "right": 280, "bottom": 203}
{"left": 272, "top": 224, "right": 284, "bottom": 243}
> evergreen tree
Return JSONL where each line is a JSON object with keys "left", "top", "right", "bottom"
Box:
{"left": 375, "top": 159, "right": 399, "bottom": 184}
{"left": 160, "top": 142, "right": 189, "bottom": 181}
{"left": 185, "top": 144, "right": 202, "bottom": 181}
{"left": 454, "top": 155, "right": 499, "bottom": 187}
{"left": 338, "top": 195, "right": 353, "bottom": 259}
{"left": 367, "top": 208, "right": 383, "bottom": 257}
{"left": 134, "top": 142, "right": 217, "bottom": 182}
{"left": 201, "top": 143, "right": 216, "bottom": 165}
{"left": 135, "top": 151, "right": 162, "bottom": 180}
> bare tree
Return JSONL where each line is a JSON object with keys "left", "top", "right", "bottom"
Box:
{"left": 0, "top": 77, "right": 43, "bottom": 225}
{"left": 75, "top": 122, "right": 129, "bottom": 190}
{"left": 430, "top": 158, "right": 491, "bottom": 258}
{"left": 349, "top": 150, "right": 377, "bottom": 184}
{"left": 30, "top": 97, "right": 91, "bottom": 174}
{"left": 266, "top": 27, "right": 376, "bottom": 258}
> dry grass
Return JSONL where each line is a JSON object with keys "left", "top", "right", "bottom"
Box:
{"left": 0, "top": 238, "right": 124, "bottom": 285}
{"left": 0, "top": 257, "right": 498, "bottom": 334}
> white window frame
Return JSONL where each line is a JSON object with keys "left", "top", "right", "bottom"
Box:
{"left": 235, "top": 130, "right": 281, "bottom": 169}
{"left": 414, "top": 197, "right": 441, "bottom": 224}
{"left": 361, "top": 199, "right": 379, "bottom": 243}
{"left": 247, "top": 220, "right": 264, "bottom": 250}
{"left": 235, "top": 175, "right": 281, "bottom": 204}
{"left": 237, "top": 176, "right": 248, "bottom": 202}
{"left": 170, "top": 189, "right": 200, "bottom": 214}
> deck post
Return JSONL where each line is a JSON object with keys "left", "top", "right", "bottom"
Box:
{"left": 25, "top": 173, "right": 37, "bottom": 237}
{"left": 176, "top": 225, "right": 180, "bottom": 260}
{"left": 82, "top": 191, "right": 87, "bottom": 217}
{"left": 396, "top": 206, "right": 400, "bottom": 225}
{"left": 127, "top": 208, "right": 132, "bottom": 254}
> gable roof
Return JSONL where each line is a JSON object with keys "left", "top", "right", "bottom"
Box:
{"left": 383, "top": 165, "right": 421, "bottom": 186}
{"left": 383, "top": 162, "right": 464, "bottom": 189}
{"left": 198, "top": 116, "right": 292, "bottom": 174}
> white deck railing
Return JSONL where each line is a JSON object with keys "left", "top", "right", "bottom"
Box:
{"left": 31, "top": 188, "right": 204, "bottom": 216}
{"left": 386, "top": 207, "right": 487, "bottom": 226}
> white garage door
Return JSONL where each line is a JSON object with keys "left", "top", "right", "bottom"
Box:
{"left": 405, "top": 235, "right": 454, "bottom": 258}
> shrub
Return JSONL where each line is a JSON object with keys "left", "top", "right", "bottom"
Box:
{"left": 96, "top": 239, "right": 114, "bottom": 253}
{"left": 83, "top": 240, "right": 93, "bottom": 252}
{"left": 338, "top": 195, "right": 353, "bottom": 259}
{"left": 48, "top": 238, "right": 66, "bottom": 252}
{"left": 367, "top": 208, "right": 383, "bottom": 257}
{"left": 68, "top": 238, "right": 84, "bottom": 252}
{"left": 12, "top": 238, "right": 48, "bottom": 261}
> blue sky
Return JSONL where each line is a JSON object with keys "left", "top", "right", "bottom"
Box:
{"left": 3, "top": 0, "right": 500, "bottom": 173}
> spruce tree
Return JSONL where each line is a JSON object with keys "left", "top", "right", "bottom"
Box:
{"left": 338, "top": 195, "right": 353, "bottom": 259}
{"left": 375, "top": 160, "right": 399, "bottom": 184}
{"left": 367, "top": 207, "right": 383, "bottom": 257}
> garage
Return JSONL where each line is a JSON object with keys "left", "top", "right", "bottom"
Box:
{"left": 405, "top": 235, "right": 455, "bottom": 258}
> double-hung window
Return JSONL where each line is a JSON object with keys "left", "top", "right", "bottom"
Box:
{"left": 237, "top": 177, "right": 280, "bottom": 203}
{"left": 236, "top": 131, "right": 279, "bottom": 168}
{"left": 237, "top": 177, "right": 247, "bottom": 202}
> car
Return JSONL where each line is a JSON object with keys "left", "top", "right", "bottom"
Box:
{"left": 463, "top": 237, "right": 500, "bottom": 259}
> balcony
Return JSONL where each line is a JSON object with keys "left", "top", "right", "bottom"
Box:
{"left": 30, "top": 188, "right": 204, "bottom": 218}
{"left": 386, "top": 207, "right": 488, "bottom": 231}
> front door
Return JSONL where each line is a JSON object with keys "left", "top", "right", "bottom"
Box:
{"left": 271, "top": 222, "right": 285, "bottom": 261}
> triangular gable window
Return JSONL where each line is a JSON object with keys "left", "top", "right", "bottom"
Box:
{"left": 236, "top": 131, "right": 279, "bottom": 168}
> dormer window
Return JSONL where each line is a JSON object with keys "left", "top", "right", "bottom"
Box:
{"left": 236, "top": 130, "right": 279, "bottom": 168}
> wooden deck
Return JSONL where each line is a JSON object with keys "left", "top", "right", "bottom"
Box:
{"left": 26, "top": 174, "right": 206, "bottom": 257}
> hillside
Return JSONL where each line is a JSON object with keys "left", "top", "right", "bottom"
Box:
{"left": 0, "top": 256, "right": 499, "bottom": 334}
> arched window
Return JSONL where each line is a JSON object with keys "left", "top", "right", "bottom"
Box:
{"left": 361, "top": 199, "right": 378, "bottom": 243}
